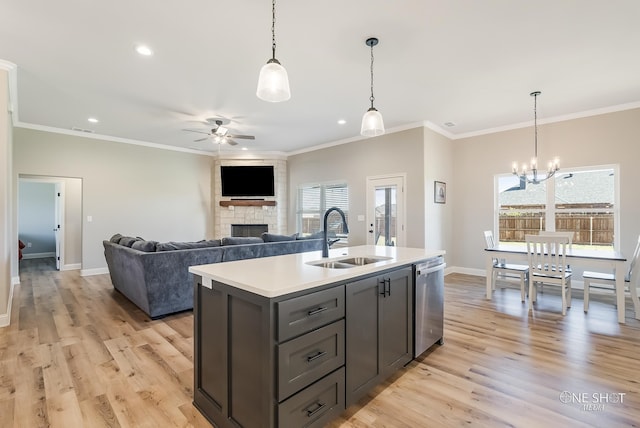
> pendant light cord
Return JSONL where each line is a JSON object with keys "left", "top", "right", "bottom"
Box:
{"left": 533, "top": 92, "right": 538, "bottom": 159}
{"left": 271, "top": 0, "right": 277, "bottom": 60}
{"left": 369, "top": 42, "right": 375, "bottom": 108}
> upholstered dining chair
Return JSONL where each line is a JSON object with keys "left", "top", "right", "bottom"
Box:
{"left": 583, "top": 234, "right": 640, "bottom": 319}
{"left": 526, "top": 234, "right": 573, "bottom": 315}
{"left": 484, "top": 230, "right": 529, "bottom": 302}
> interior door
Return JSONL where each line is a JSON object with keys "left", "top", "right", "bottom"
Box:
{"left": 54, "top": 182, "right": 63, "bottom": 270}
{"left": 366, "top": 175, "right": 405, "bottom": 246}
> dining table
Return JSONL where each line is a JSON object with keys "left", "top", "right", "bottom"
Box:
{"left": 485, "top": 244, "right": 628, "bottom": 323}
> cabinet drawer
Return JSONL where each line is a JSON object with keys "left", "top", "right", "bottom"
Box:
{"left": 278, "top": 367, "right": 345, "bottom": 428}
{"left": 278, "top": 285, "right": 344, "bottom": 341}
{"left": 278, "top": 320, "right": 345, "bottom": 401}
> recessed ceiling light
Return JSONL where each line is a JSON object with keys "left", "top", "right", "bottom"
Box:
{"left": 88, "top": 117, "right": 99, "bottom": 123}
{"left": 241, "top": 147, "right": 248, "bottom": 151}
{"left": 337, "top": 119, "right": 346, "bottom": 125}
{"left": 135, "top": 45, "right": 153, "bottom": 56}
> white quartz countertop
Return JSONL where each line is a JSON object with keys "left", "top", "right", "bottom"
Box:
{"left": 189, "top": 245, "right": 445, "bottom": 298}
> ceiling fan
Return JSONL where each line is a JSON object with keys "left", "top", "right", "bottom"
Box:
{"left": 184, "top": 119, "right": 255, "bottom": 146}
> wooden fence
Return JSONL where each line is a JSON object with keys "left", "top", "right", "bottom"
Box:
{"left": 499, "top": 212, "right": 614, "bottom": 245}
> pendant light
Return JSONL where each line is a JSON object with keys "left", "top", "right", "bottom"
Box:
{"left": 360, "top": 37, "right": 385, "bottom": 137}
{"left": 256, "top": 0, "right": 291, "bottom": 102}
{"left": 512, "top": 91, "right": 559, "bottom": 184}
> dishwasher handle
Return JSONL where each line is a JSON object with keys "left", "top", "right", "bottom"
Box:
{"left": 416, "top": 263, "right": 446, "bottom": 276}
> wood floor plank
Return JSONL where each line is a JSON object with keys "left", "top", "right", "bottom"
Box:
{"left": 1, "top": 259, "right": 639, "bottom": 427}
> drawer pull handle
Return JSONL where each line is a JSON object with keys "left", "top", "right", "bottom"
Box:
{"left": 306, "top": 350, "right": 327, "bottom": 363}
{"left": 307, "top": 306, "right": 328, "bottom": 316}
{"left": 306, "top": 401, "right": 326, "bottom": 417}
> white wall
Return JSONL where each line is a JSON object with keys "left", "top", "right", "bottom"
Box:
{"left": 288, "top": 127, "right": 426, "bottom": 248}
{"left": 13, "top": 128, "right": 215, "bottom": 273}
{"left": 424, "top": 126, "right": 454, "bottom": 253}
{"left": 0, "top": 67, "right": 12, "bottom": 324}
{"left": 451, "top": 108, "right": 640, "bottom": 272}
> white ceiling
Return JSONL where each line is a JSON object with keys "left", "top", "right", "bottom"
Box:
{"left": 2, "top": 0, "right": 640, "bottom": 155}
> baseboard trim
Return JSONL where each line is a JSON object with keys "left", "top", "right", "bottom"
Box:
{"left": 81, "top": 267, "right": 109, "bottom": 276}
{"left": 11, "top": 276, "right": 20, "bottom": 286}
{"left": 0, "top": 281, "right": 15, "bottom": 328}
{"left": 62, "top": 263, "right": 82, "bottom": 271}
{"left": 22, "top": 252, "right": 56, "bottom": 259}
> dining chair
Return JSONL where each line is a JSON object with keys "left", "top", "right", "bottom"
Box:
{"left": 484, "top": 230, "right": 529, "bottom": 302}
{"left": 526, "top": 234, "right": 573, "bottom": 315}
{"left": 583, "top": 235, "right": 640, "bottom": 319}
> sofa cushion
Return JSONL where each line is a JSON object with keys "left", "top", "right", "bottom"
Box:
{"left": 110, "top": 233, "right": 123, "bottom": 243}
{"left": 261, "top": 232, "right": 297, "bottom": 242}
{"left": 156, "top": 240, "right": 222, "bottom": 251}
{"left": 119, "top": 236, "right": 141, "bottom": 247}
{"left": 222, "top": 237, "right": 263, "bottom": 246}
{"left": 131, "top": 240, "right": 159, "bottom": 252}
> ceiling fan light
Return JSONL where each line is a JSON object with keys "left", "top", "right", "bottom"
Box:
{"left": 257, "top": 59, "right": 291, "bottom": 102}
{"left": 361, "top": 107, "right": 385, "bottom": 137}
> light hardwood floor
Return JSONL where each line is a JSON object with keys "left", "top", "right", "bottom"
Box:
{"left": 1, "top": 259, "right": 638, "bottom": 427}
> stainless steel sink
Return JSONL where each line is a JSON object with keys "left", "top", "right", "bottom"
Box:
{"left": 306, "top": 260, "right": 354, "bottom": 269}
{"left": 338, "top": 256, "right": 392, "bottom": 266}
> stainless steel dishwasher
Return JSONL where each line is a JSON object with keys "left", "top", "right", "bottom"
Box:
{"left": 414, "top": 255, "right": 445, "bottom": 357}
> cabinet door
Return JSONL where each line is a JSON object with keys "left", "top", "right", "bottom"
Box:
{"left": 345, "top": 275, "right": 382, "bottom": 405}
{"left": 380, "top": 268, "right": 413, "bottom": 376}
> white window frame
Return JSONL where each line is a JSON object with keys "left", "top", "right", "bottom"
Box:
{"left": 494, "top": 164, "right": 620, "bottom": 250}
{"left": 296, "top": 181, "right": 349, "bottom": 239}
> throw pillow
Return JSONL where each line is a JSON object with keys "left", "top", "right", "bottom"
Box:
{"left": 110, "top": 233, "right": 123, "bottom": 243}
{"left": 261, "top": 232, "right": 297, "bottom": 242}
{"left": 222, "top": 237, "right": 263, "bottom": 246}
{"left": 131, "top": 240, "right": 158, "bottom": 252}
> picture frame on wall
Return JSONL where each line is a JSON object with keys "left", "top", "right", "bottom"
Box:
{"left": 434, "top": 181, "right": 446, "bottom": 204}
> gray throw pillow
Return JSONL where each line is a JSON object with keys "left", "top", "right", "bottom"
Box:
{"left": 131, "top": 240, "right": 158, "bottom": 252}
{"left": 156, "top": 240, "right": 222, "bottom": 251}
{"left": 222, "top": 237, "right": 263, "bottom": 246}
{"left": 110, "top": 233, "right": 123, "bottom": 243}
{"left": 118, "top": 236, "right": 140, "bottom": 247}
{"left": 262, "top": 232, "right": 297, "bottom": 242}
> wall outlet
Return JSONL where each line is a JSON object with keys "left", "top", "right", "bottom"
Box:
{"left": 27, "top": 242, "right": 32, "bottom": 248}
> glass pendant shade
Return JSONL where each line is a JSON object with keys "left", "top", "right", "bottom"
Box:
{"left": 256, "top": 59, "right": 291, "bottom": 102}
{"left": 360, "top": 107, "right": 385, "bottom": 137}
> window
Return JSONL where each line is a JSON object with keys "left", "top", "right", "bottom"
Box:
{"left": 297, "top": 182, "right": 349, "bottom": 238}
{"left": 495, "top": 165, "right": 618, "bottom": 250}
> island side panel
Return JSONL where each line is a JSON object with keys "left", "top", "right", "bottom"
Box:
{"left": 193, "top": 275, "right": 277, "bottom": 428}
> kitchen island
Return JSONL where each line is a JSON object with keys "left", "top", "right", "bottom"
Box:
{"left": 189, "top": 245, "right": 445, "bottom": 428}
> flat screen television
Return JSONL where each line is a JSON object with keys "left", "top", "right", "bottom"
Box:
{"left": 221, "top": 165, "right": 275, "bottom": 197}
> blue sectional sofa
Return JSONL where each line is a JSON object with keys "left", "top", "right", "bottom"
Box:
{"left": 103, "top": 233, "right": 324, "bottom": 318}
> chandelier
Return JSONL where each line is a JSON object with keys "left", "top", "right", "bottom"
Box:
{"left": 512, "top": 91, "right": 559, "bottom": 184}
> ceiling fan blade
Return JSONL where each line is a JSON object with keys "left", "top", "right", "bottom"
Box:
{"left": 228, "top": 134, "right": 255, "bottom": 140}
{"left": 183, "top": 128, "right": 212, "bottom": 135}
{"left": 194, "top": 137, "right": 210, "bottom": 142}
{"left": 226, "top": 138, "right": 238, "bottom": 146}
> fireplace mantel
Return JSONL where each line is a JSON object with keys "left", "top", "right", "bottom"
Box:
{"left": 219, "top": 200, "right": 276, "bottom": 207}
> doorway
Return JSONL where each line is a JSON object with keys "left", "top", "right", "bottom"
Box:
{"left": 366, "top": 174, "right": 406, "bottom": 247}
{"left": 18, "top": 176, "right": 82, "bottom": 271}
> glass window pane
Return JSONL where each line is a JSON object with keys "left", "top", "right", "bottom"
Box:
{"left": 498, "top": 176, "right": 546, "bottom": 243}
{"left": 554, "top": 169, "right": 614, "bottom": 249}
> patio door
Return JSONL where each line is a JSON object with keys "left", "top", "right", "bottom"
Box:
{"left": 366, "top": 175, "right": 405, "bottom": 247}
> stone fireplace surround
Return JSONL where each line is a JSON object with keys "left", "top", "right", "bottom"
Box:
{"left": 213, "top": 157, "right": 287, "bottom": 238}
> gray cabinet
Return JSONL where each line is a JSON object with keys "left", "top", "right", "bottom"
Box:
{"left": 194, "top": 263, "right": 415, "bottom": 427}
{"left": 345, "top": 267, "right": 413, "bottom": 406}
{"left": 194, "top": 278, "right": 346, "bottom": 428}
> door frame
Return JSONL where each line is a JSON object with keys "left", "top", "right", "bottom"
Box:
{"left": 365, "top": 173, "right": 406, "bottom": 246}
{"left": 18, "top": 176, "right": 65, "bottom": 270}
